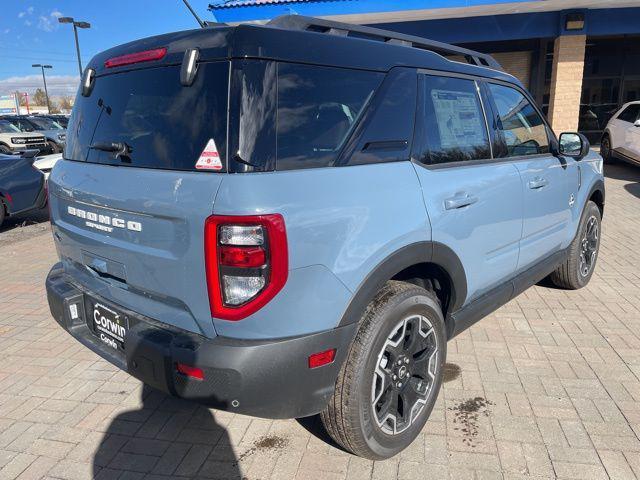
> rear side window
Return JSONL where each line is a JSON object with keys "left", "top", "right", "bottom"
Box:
{"left": 488, "top": 83, "right": 549, "bottom": 158}
{"left": 618, "top": 104, "right": 640, "bottom": 123}
{"left": 276, "top": 64, "right": 383, "bottom": 170}
{"left": 418, "top": 75, "right": 491, "bottom": 165}
{"left": 65, "top": 62, "right": 229, "bottom": 171}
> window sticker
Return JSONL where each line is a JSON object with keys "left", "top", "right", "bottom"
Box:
{"left": 431, "top": 90, "right": 485, "bottom": 150}
{"left": 195, "top": 138, "right": 223, "bottom": 171}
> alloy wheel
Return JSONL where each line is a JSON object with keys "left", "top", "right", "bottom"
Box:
{"left": 579, "top": 215, "right": 599, "bottom": 277}
{"left": 371, "top": 314, "right": 439, "bottom": 435}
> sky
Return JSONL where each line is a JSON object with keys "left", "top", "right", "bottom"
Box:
{"left": 0, "top": 1, "right": 216, "bottom": 98}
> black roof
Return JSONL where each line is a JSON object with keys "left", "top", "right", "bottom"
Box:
{"left": 87, "top": 15, "right": 520, "bottom": 86}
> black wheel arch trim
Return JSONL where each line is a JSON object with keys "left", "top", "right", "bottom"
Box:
{"left": 587, "top": 179, "right": 605, "bottom": 216}
{"left": 337, "top": 241, "right": 468, "bottom": 328}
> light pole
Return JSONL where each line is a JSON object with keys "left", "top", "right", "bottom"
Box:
{"left": 58, "top": 17, "right": 91, "bottom": 77}
{"left": 32, "top": 64, "right": 52, "bottom": 113}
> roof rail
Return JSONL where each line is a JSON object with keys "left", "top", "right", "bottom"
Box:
{"left": 266, "top": 15, "right": 502, "bottom": 71}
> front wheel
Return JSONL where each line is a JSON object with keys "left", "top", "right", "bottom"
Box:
{"left": 47, "top": 141, "right": 61, "bottom": 154}
{"left": 321, "top": 281, "right": 446, "bottom": 459}
{"left": 550, "top": 200, "right": 601, "bottom": 289}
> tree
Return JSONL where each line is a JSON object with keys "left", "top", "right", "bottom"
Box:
{"left": 59, "top": 96, "right": 73, "bottom": 111}
{"left": 32, "top": 88, "right": 48, "bottom": 107}
{"left": 49, "top": 100, "right": 61, "bottom": 114}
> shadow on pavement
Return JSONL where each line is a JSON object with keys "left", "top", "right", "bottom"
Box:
{"left": 93, "top": 385, "right": 242, "bottom": 479}
{"left": 604, "top": 161, "right": 640, "bottom": 199}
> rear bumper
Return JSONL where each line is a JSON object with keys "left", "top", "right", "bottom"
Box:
{"left": 46, "top": 263, "right": 356, "bottom": 419}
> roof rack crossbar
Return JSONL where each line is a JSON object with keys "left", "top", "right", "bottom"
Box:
{"left": 267, "top": 15, "right": 502, "bottom": 71}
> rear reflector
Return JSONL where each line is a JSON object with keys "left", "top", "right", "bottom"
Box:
{"left": 105, "top": 47, "right": 167, "bottom": 68}
{"left": 308, "top": 349, "right": 336, "bottom": 369}
{"left": 175, "top": 363, "right": 204, "bottom": 380}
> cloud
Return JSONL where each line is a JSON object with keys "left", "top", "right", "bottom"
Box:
{"left": 18, "top": 6, "right": 34, "bottom": 18}
{"left": 2, "top": 29, "right": 10, "bottom": 35}
{"left": 20, "top": 8, "right": 63, "bottom": 31}
{"left": 0, "top": 75, "right": 79, "bottom": 98}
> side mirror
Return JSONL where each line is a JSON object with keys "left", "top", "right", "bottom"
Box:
{"left": 634, "top": 119, "right": 640, "bottom": 128}
{"left": 559, "top": 132, "right": 590, "bottom": 160}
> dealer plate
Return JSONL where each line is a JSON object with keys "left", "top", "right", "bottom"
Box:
{"left": 86, "top": 298, "right": 129, "bottom": 351}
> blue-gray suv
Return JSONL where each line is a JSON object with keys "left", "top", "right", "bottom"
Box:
{"left": 46, "top": 16, "right": 605, "bottom": 459}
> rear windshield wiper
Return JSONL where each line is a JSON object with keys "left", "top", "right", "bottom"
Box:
{"left": 90, "top": 141, "right": 131, "bottom": 162}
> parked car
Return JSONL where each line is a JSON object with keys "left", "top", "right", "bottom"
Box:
{"left": 0, "top": 119, "right": 48, "bottom": 155}
{"left": 33, "top": 152, "right": 62, "bottom": 180}
{"left": 45, "top": 16, "right": 605, "bottom": 459}
{"left": 0, "top": 115, "right": 66, "bottom": 154}
{"left": 0, "top": 149, "right": 47, "bottom": 228}
{"left": 601, "top": 101, "right": 640, "bottom": 165}
{"left": 46, "top": 114, "right": 70, "bottom": 129}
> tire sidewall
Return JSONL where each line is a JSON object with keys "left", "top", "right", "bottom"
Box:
{"left": 355, "top": 288, "right": 446, "bottom": 459}
{"left": 600, "top": 135, "right": 611, "bottom": 162}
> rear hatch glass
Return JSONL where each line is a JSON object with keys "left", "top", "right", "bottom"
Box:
{"left": 65, "top": 62, "right": 229, "bottom": 171}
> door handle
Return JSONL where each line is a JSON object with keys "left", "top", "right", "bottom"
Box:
{"left": 444, "top": 193, "right": 478, "bottom": 210}
{"left": 528, "top": 177, "right": 549, "bottom": 189}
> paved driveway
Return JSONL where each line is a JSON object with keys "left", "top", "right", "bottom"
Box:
{"left": 1, "top": 162, "right": 639, "bottom": 480}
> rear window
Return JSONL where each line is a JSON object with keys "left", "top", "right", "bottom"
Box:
{"left": 65, "top": 62, "right": 229, "bottom": 171}
{"left": 276, "top": 64, "right": 383, "bottom": 170}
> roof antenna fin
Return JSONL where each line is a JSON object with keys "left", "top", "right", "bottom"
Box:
{"left": 181, "top": 0, "right": 206, "bottom": 28}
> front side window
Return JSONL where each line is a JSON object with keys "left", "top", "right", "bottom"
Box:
{"left": 276, "top": 64, "right": 383, "bottom": 170}
{"left": 617, "top": 104, "right": 640, "bottom": 123}
{"left": 489, "top": 83, "right": 549, "bottom": 157}
{"left": 420, "top": 75, "right": 491, "bottom": 164}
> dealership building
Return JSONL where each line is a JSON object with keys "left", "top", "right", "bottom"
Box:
{"left": 210, "top": 0, "right": 640, "bottom": 144}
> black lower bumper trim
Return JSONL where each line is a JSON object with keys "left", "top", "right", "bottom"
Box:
{"left": 46, "top": 263, "right": 357, "bottom": 419}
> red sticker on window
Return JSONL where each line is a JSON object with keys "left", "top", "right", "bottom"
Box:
{"left": 195, "top": 138, "right": 222, "bottom": 171}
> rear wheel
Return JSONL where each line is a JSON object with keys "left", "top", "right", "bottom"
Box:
{"left": 321, "top": 281, "right": 446, "bottom": 459}
{"left": 600, "top": 134, "right": 614, "bottom": 163}
{"left": 550, "top": 200, "right": 601, "bottom": 289}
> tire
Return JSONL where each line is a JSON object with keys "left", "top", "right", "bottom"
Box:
{"left": 47, "top": 141, "right": 61, "bottom": 154}
{"left": 321, "top": 281, "right": 446, "bottom": 460}
{"left": 550, "top": 200, "right": 601, "bottom": 290}
{"left": 0, "top": 144, "right": 11, "bottom": 155}
{"left": 0, "top": 200, "right": 5, "bottom": 229}
{"left": 600, "top": 134, "right": 614, "bottom": 163}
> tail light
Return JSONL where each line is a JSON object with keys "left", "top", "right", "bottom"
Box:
{"left": 204, "top": 214, "right": 288, "bottom": 321}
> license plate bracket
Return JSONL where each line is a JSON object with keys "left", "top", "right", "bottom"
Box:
{"left": 86, "top": 297, "right": 129, "bottom": 352}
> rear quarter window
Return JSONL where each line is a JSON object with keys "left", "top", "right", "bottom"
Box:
{"left": 276, "top": 64, "right": 383, "bottom": 170}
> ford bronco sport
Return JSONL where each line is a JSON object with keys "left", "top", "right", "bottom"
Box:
{"left": 46, "top": 16, "right": 605, "bottom": 459}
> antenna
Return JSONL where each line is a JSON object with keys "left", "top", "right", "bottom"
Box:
{"left": 181, "top": 0, "right": 206, "bottom": 28}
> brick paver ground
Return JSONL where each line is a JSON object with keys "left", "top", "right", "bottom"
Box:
{"left": 1, "top": 162, "right": 639, "bottom": 480}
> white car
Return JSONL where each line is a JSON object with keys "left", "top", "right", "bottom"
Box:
{"left": 33, "top": 153, "right": 62, "bottom": 180}
{"left": 601, "top": 101, "right": 640, "bottom": 165}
